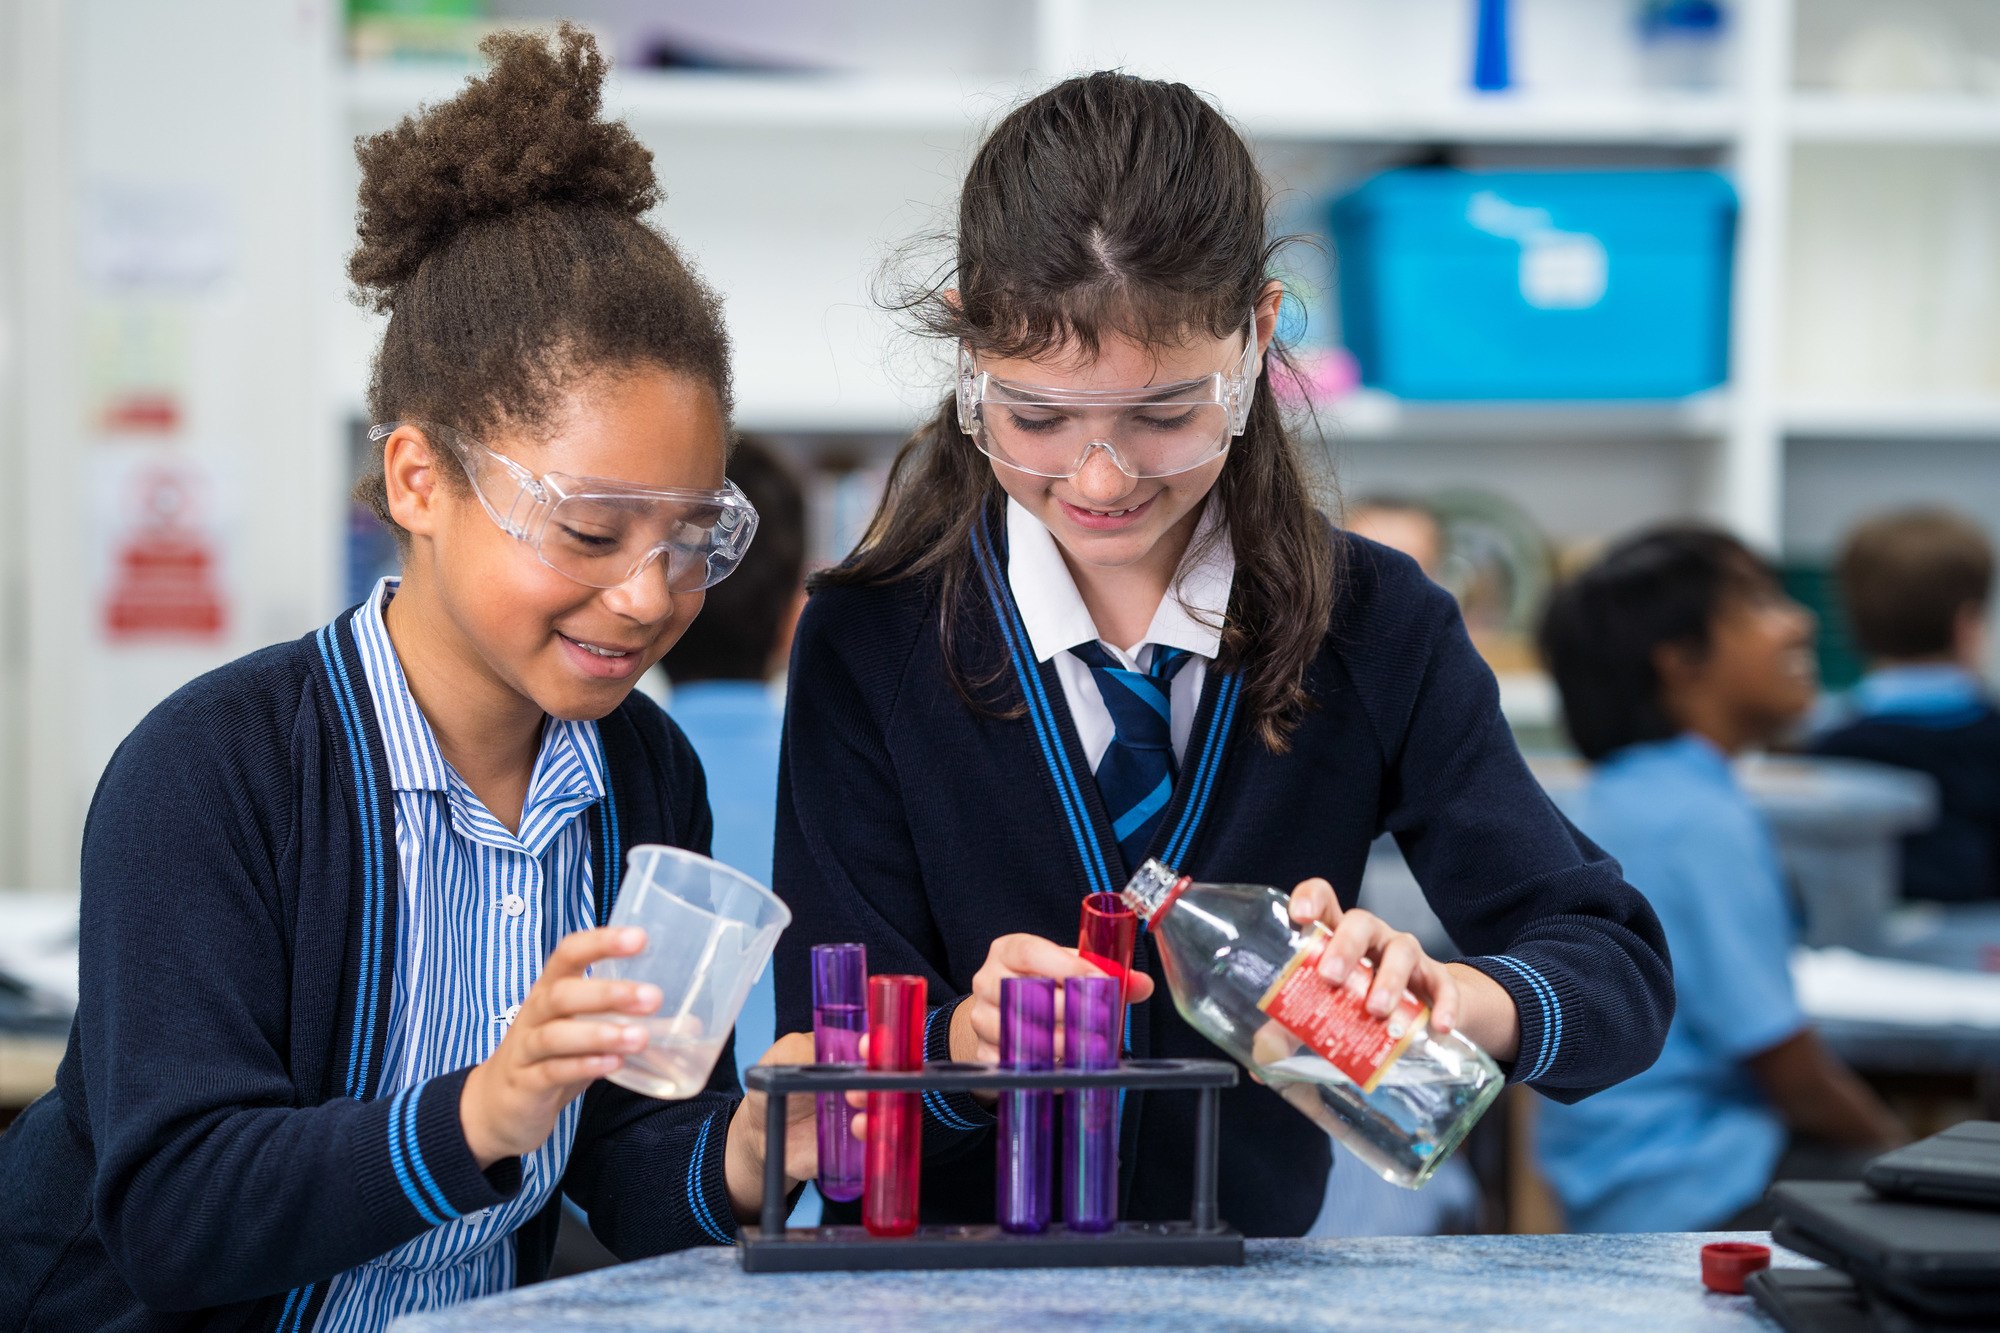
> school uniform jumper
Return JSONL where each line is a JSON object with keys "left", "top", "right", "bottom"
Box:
{"left": 1811, "top": 664, "right": 2000, "bottom": 903}
{"left": 773, "top": 511, "right": 1675, "bottom": 1237}
{"left": 0, "top": 593, "right": 745, "bottom": 1333}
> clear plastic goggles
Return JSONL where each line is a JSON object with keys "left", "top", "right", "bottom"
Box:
{"left": 371, "top": 421, "right": 759, "bottom": 592}
{"left": 955, "top": 322, "right": 1261, "bottom": 480}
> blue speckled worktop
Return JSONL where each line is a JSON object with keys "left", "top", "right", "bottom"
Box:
{"left": 389, "top": 1232, "right": 1806, "bottom": 1332}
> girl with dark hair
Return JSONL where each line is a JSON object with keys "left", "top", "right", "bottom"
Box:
{"left": 0, "top": 28, "right": 812, "bottom": 1331}
{"left": 773, "top": 71, "right": 1675, "bottom": 1236}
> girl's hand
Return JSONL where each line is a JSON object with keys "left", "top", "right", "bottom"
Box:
{"left": 459, "top": 926, "right": 661, "bottom": 1169}
{"left": 950, "top": 933, "right": 1157, "bottom": 1065}
{"left": 723, "top": 1032, "right": 820, "bottom": 1221}
{"left": 1287, "top": 879, "right": 1519, "bottom": 1061}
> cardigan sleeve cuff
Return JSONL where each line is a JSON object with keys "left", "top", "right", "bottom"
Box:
{"left": 353, "top": 1066, "right": 521, "bottom": 1234}
{"left": 918, "top": 997, "right": 995, "bottom": 1149}
{"left": 686, "top": 1104, "right": 741, "bottom": 1245}
{"left": 1459, "top": 954, "right": 1565, "bottom": 1086}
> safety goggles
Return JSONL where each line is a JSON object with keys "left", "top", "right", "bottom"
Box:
{"left": 955, "top": 322, "right": 1262, "bottom": 480}
{"left": 371, "top": 421, "right": 759, "bottom": 592}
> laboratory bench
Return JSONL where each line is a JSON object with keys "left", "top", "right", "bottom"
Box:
{"left": 390, "top": 1232, "right": 1809, "bottom": 1332}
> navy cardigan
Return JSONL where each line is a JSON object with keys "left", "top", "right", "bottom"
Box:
{"left": 0, "top": 608, "right": 745, "bottom": 1332}
{"left": 774, "top": 523, "right": 1675, "bottom": 1238}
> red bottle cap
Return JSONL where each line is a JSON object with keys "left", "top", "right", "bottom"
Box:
{"left": 1700, "top": 1241, "right": 1770, "bottom": 1294}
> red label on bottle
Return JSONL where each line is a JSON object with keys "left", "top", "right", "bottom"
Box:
{"left": 1256, "top": 932, "right": 1426, "bottom": 1093}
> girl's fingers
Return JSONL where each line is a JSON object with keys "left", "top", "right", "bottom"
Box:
{"left": 532, "top": 1053, "right": 625, "bottom": 1088}
{"left": 753, "top": 1031, "right": 816, "bottom": 1071}
{"left": 522, "top": 1017, "right": 648, "bottom": 1063}
{"left": 541, "top": 975, "right": 662, "bottom": 1019}
{"left": 1288, "top": 878, "right": 1341, "bottom": 928}
{"left": 544, "top": 925, "right": 647, "bottom": 982}
{"left": 1365, "top": 934, "right": 1423, "bottom": 1018}
{"left": 1426, "top": 960, "right": 1459, "bottom": 1035}
{"left": 1318, "top": 907, "right": 1390, "bottom": 984}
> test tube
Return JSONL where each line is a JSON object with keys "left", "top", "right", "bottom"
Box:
{"left": 996, "top": 976, "right": 1055, "bottom": 1233}
{"left": 810, "top": 943, "right": 867, "bottom": 1203}
{"left": 1078, "top": 892, "right": 1137, "bottom": 1032}
{"left": 1061, "top": 973, "right": 1119, "bottom": 1233}
{"left": 863, "top": 973, "right": 926, "bottom": 1238}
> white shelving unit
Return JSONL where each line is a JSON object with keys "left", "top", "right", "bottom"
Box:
{"left": 13, "top": 0, "right": 2000, "bottom": 882}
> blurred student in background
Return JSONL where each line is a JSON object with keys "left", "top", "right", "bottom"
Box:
{"left": 657, "top": 437, "right": 807, "bottom": 1070}
{"left": 1344, "top": 495, "right": 1444, "bottom": 580}
{"left": 1811, "top": 508, "right": 2000, "bottom": 904}
{"left": 1537, "top": 526, "right": 1905, "bottom": 1232}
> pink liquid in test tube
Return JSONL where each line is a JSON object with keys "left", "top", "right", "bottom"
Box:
{"left": 810, "top": 943, "right": 867, "bottom": 1203}
{"left": 1078, "top": 892, "right": 1137, "bottom": 1036}
{"left": 864, "top": 974, "right": 926, "bottom": 1238}
{"left": 1062, "top": 973, "right": 1119, "bottom": 1233}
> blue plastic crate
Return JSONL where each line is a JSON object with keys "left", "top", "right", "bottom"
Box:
{"left": 1331, "top": 168, "right": 1737, "bottom": 400}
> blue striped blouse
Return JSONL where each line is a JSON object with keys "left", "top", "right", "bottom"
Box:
{"left": 315, "top": 579, "right": 607, "bottom": 1332}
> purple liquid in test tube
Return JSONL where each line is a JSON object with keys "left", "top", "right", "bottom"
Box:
{"left": 996, "top": 976, "right": 1054, "bottom": 1233}
{"left": 810, "top": 943, "right": 866, "bottom": 1203}
{"left": 1062, "top": 973, "right": 1119, "bottom": 1233}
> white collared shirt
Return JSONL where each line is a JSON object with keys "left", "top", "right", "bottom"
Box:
{"left": 1005, "top": 496, "right": 1236, "bottom": 771}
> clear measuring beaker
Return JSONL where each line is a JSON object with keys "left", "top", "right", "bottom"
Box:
{"left": 592, "top": 844, "right": 791, "bottom": 1100}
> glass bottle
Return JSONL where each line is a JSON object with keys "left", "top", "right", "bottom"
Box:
{"left": 1122, "top": 859, "right": 1502, "bottom": 1188}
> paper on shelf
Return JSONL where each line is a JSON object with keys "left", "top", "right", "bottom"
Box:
{"left": 1793, "top": 947, "right": 2000, "bottom": 1030}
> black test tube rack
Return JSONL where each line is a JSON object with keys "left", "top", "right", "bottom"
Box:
{"left": 740, "top": 1057, "right": 1244, "bottom": 1273}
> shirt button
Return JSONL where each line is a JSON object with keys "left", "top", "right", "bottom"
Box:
{"left": 502, "top": 893, "right": 526, "bottom": 917}
{"left": 500, "top": 1003, "right": 522, "bottom": 1026}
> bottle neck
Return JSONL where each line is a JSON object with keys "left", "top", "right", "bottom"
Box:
{"left": 1120, "top": 859, "right": 1187, "bottom": 922}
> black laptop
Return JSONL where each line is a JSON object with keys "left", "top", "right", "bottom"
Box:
{"left": 1864, "top": 1122, "right": 2000, "bottom": 1210}
{"left": 1768, "top": 1180, "right": 2000, "bottom": 1323}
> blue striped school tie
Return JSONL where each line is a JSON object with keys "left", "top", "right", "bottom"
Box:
{"left": 1069, "top": 642, "right": 1194, "bottom": 870}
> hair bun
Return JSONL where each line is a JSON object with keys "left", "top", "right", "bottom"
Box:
{"left": 349, "top": 22, "right": 658, "bottom": 309}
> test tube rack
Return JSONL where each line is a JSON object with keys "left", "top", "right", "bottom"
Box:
{"left": 740, "top": 1058, "right": 1244, "bottom": 1273}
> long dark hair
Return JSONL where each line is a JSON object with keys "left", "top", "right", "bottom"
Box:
{"left": 816, "top": 71, "right": 1337, "bottom": 751}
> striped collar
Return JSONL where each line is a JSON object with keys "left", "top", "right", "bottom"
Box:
{"left": 1004, "top": 495, "right": 1234, "bottom": 664}
{"left": 353, "top": 578, "right": 607, "bottom": 849}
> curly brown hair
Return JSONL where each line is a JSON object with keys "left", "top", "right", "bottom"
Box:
{"left": 348, "top": 23, "right": 732, "bottom": 536}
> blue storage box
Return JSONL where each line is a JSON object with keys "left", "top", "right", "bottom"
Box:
{"left": 1331, "top": 168, "right": 1736, "bottom": 400}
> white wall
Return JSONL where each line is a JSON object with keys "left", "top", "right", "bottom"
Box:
{"left": 14, "top": 0, "right": 340, "bottom": 886}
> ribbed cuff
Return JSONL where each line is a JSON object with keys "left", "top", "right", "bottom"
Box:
{"left": 918, "top": 997, "right": 994, "bottom": 1145}
{"left": 1461, "top": 954, "right": 1564, "bottom": 1085}
{"left": 684, "top": 1106, "right": 740, "bottom": 1245}
{"left": 353, "top": 1067, "right": 520, "bottom": 1235}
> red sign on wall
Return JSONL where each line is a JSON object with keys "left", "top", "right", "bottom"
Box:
{"left": 101, "top": 466, "right": 227, "bottom": 641}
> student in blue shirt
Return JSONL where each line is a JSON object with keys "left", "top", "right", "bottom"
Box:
{"left": 1812, "top": 507, "right": 2000, "bottom": 903}
{"left": 658, "top": 438, "right": 807, "bottom": 1072}
{"left": 0, "top": 29, "right": 813, "bottom": 1332}
{"left": 1538, "top": 526, "right": 1906, "bottom": 1232}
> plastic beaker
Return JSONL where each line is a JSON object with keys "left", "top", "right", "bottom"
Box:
{"left": 593, "top": 844, "right": 791, "bottom": 1100}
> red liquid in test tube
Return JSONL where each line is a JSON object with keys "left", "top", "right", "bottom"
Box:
{"left": 863, "top": 974, "right": 926, "bottom": 1238}
{"left": 1078, "top": 891, "right": 1137, "bottom": 1043}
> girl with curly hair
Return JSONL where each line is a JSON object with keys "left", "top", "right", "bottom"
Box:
{"left": 0, "top": 27, "right": 812, "bottom": 1331}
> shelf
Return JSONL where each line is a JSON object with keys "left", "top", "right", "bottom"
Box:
{"left": 346, "top": 65, "right": 991, "bottom": 132}
{"left": 1232, "top": 89, "right": 1742, "bottom": 145}
{"left": 346, "top": 64, "right": 1741, "bottom": 144}
{"left": 1783, "top": 396, "right": 2000, "bottom": 440}
{"left": 1790, "top": 93, "right": 2000, "bottom": 144}
{"left": 1323, "top": 388, "right": 1732, "bottom": 441}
